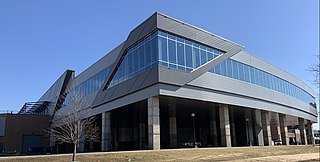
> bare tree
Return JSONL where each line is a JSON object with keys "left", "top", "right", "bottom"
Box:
{"left": 308, "top": 54, "right": 320, "bottom": 88}
{"left": 50, "top": 91, "right": 99, "bottom": 162}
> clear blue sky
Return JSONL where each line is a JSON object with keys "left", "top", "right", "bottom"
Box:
{"left": 0, "top": 0, "right": 319, "bottom": 118}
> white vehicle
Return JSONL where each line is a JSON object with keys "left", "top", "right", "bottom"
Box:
{"left": 181, "top": 140, "right": 201, "bottom": 148}
{"left": 274, "top": 139, "right": 282, "bottom": 145}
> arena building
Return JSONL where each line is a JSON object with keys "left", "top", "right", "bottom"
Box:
{"left": 18, "top": 12, "right": 317, "bottom": 152}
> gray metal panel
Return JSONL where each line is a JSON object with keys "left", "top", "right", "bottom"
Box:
{"left": 231, "top": 51, "right": 315, "bottom": 97}
{"left": 91, "top": 84, "right": 160, "bottom": 116}
{"left": 94, "top": 67, "right": 159, "bottom": 107}
{"left": 110, "top": 77, "right": 139, "bottom": 100}
{"left": 159, "top": 83, "right": 317, "bottom": 122}
{"left": 156, "top": 13, "right": 243, "bottom": 53}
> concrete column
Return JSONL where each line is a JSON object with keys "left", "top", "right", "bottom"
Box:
{"left": 148, "top": 96, "right": 160, "bottom": 150}
{"left": 169, "top": 102, "right": 177, "bottom": 148}
{"left": 229, "top": 107, "right": 237, "bottom": 146}
{"left": 298, "top": 118, "right": 307, "bottom": 145}
{"left": 254, "top": 109, "right": 264, "bottom": 146}
{"left": 209, "top": 107, "right": 218, "bottom": 147}
{"left": 219, "top": 104, "right": 231, "bottom": 147}
{"left": 270, "top": 112, "right": 281, "bottom": 144}
{"left": 307, "top": 120, "right": 315, "bottom": 145}
{"left": 244, "top": 109, "right": 254, "bottom": 146}
{"left": 279, "top": 114, "right": 289, "bottom": 145}
{"left": 295, "top": 129, "right": 302, "bottom": 144}
{"left": 261, "top": 111, "right": 272, "bottom": 146}
{"left": 139, "top": 106, "right": 146, "bottom": 149}
{"left": 101, "top": 112, "right": 111, "bottom": 151}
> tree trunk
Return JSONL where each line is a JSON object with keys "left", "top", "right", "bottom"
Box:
{"left": 72, "top": 143, "right": 77, "bottom": 161}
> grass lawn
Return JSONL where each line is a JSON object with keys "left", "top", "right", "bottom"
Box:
{"left": 0, "top": 146, "right": 319, "bottom": 162}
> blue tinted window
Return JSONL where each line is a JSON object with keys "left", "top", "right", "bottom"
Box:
{"left": 232, "top": 60, "right": 239, "bottom": 80}
{"left": 151, "top": 38, "right": 158, "bottom": 63}
{"left": 145, "top": 41, "right": 151, "bottom": 66}
{"left": 227, "top": 59, "right": 232, "bottom": 78}
{"left": 243, "top": 64, "right": 250, "bottom": 82}
{"left": 133, "top": 49, "right": 138, "bottom": 72}
{"left": 168, "top": 33, "right": 176, "bottom": 40}
{"left": 177, "top": 42, "right": 185, "bottom": 66}
{"left": 207, "top": 52, "right": 214, "bottom": 61}
{"left": 238, "top": 63, "right": 244, "bottom": 81}
{"left": 158, "top": 37, "right": 167, "bottom": 62}
{"left": 168, "top": 40, "right": 176, "bottom": 66}
{"left": 185, "top": 45, "right": 193, "bottom": 69}
{"left": 249, "top": 66, "right": 255, "bottom": 84}
{"left": 139, "top": 46, "right": 145, "bottom": 69}
{"left": 193, "top": 42, "right": 199, "bottom": 48}
{"left": 128, "top": 53, "right": 133, "bottom": 75}
{"left": 177, "top": 37, "right": 184, "bottom": 43}
{"left": 221, "top": 61, "right": 227, "bottom": 76}
{"left": 200, "top": 50, "right": 207, "bottom": 65}
{"left": 215, "top": 63, "right": 221, "bottom": 75}
{"left": 185, "top": 39, "right": 192, "bottom": 45}
{"left": 158, "top": 30, "right": 167, "bottom": 37}
{"left": 193, "top": 48, "right": 200, "bottom": 68}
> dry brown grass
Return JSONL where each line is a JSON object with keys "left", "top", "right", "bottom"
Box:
{"left": 0, "top": 145, "right": 319, "bottom": 162}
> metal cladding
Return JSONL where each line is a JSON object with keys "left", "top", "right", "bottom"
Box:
{"left": 43, "top": 12, "right": 316, "bottom": 122}
{"left": 92, "top": 12, "right": 244, "bottom": 108}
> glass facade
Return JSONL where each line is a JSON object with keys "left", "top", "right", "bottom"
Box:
{"left": 63, "top": 30, "right": 314, "bottom": 108}
{"left": 109, "top": 31, "right": 159, "bottom": 87}
{"left": 108, "top": 30, "right": 225, "bottom": 88}
{"left": 210, "top": 59, "right": 315, "bottom": 106}
{"left": 63, "top": 66, "right": 112, "bottom": 106}
{"left": 157, "top": 31, "right": 224, "bottom": 72}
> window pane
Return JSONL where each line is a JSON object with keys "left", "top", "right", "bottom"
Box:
{"left": 168, "top": 33, "right": 176, "bottom": 40}
{"left": 221, "top": 61, "right": 227, "bottom": 76}
{"left": 158, "top": 37, "right": 167, "bottom": 62}
{"left": 168, "top": 40, "right": 176, "bottom": 65}
{"left": 177, "top": 42, "right": 185, "bottom": 66}
{"left": 200, "top": 50, "right": 207, "bottom": 65}
{"left": 243, "top": 64, "right": 250, "bottom": 82}
{"left": 185, "top": 45, "right": 193, "bottom": 68}
{"left": 151, "top": 38, "right": 158, "bottom": 63}
{"left": 185, "top": 39, "right": 192, "bottom": 45}
{"left": 238, "top": 63, "right": 244, "bottom": 81}
{"left": 227, "top": 59, "right": 232, "bottom": 78}
{"left": 128, "top": 52, "right": 133, "bottom": 75}
{"left": 215, "top": 63, "right": 221, "bottom": 75}
{"left": 133, "top": 49, "right": 138, "bottom": 72}
{"left": 207, "top": 52, "right": 214, "bottom": 61}
{"left": 232, "top": 60, "right": 239, "bottom": 80}
{"left": 249, "top": 66, "right": 255, "bottom": 84}
{"left": 158, "top": 30, "right": 167, "bottom": 37}
{"left": 145, "top": 41, "right": 151, "bottom": 66}
{"left": 139, "top": 46, "right": 145, "bottom": 69}
{"left": 177, "top": 37, "right": 184, "bottom": 43}
{"left": 193, "top": 47, "right": 200, "bottom": 68}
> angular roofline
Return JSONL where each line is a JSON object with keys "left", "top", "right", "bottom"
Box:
{"left": 156, "top": 11, "right": 244, "bottom": 49}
